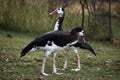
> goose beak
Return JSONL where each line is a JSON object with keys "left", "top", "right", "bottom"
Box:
{"left": 81, "top": 35, "right": 86, "bottom": 43}
{"left": 49, "top": 12, "right": 53, "bottom": 15}
{"left": 49, "top": 10, "right": 58, "bottom": 15}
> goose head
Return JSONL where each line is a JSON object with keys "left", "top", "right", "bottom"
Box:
{"left": 49, "top": 7, "right": 64, "bottom": 17}
{"left": 71, "top": 27, "right": 84, "bottom": 36}
{"left": 71, "top": 27, "right": 85, "bottom": 42}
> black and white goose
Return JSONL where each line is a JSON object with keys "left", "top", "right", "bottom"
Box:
{"left": 50, "top": 7, "right": 96, "bottom": 71}
{"left": 49, "top": 7, "right": 64, "bottom": 31}
{"left": 20, "top": 27, "right": 84, "bottom": 76}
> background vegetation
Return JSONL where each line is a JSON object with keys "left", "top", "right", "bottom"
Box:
{"left": 0, "top": 0, "right": 120, "bottom": 40}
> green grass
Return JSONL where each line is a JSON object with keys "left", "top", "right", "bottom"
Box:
{"left": 112, "top": 17, "right": 120, "bottom": 38}
{"left": 0, "top": 29, "right": 120, "bottom": 80}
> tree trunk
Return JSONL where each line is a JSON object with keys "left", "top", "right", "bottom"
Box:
{"left": 91, "top": 0, "right": 96, "bottom": 17}
{"left": 85, "top": 0, "right": 91, "bottom": 26}
{"left": 20, "top": 0, "right": 25, "bottom": 6}
{"left": 108, "top": 0, "right": 113, "bottom": 40}
{"left": 80, "top": 0, "right": 85, "bottom": 29}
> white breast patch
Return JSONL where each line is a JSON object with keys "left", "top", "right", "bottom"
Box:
{"left": 54, "top": 20, "right": 59, "bottom": 31}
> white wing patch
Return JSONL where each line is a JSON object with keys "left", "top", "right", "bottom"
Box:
{"left": 30, "top": 40, "right": 79, "bottom": 54}
{"left": 30, "top": 48, "right": 37, "bottom": 52}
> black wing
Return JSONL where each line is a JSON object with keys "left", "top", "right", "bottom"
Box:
{"left": 73, "top": 40, "right": 96, "bottom": 56}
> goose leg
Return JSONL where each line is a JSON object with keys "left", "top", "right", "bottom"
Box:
{"left": 71, "top": 49, "right": 81, "bottom": 71}
{"left": 40, "top": 51, "right": 51, "bottom": 76}
{"left": 52, "top": 52, "right": 63, "bottom": 75}
{"left": 52, "top": 52, "right": 57, "bottom": 73}
{"left": 41, "top": 56, "right": 49, "bottom": 76}
{"left": 76, "top": 53, "right": 81, "bottom": 71}
{"left": 63, "top": 50, "right": 68, "bottom": 69}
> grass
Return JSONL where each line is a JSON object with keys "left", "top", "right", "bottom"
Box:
{"left": 0, "top": 29, "right": 120, "bottom": 80}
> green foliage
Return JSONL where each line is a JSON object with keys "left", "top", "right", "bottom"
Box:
{"left": 63, "top": 12, "right": 82, "bottom": 29}
{"left": 86, "top": 16, "right": 110, "bottom": 40}
{"left": 0, "top": 0, "right": 52, "bottom": 35}
{"left": 112, "top": 17, "right": 120, "bottom": 38}
{"left": 0, "top": 0, "right": 120, "bottom": 40}
{"left": 116, "top": 4, "right": 120, "bottom": 16}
